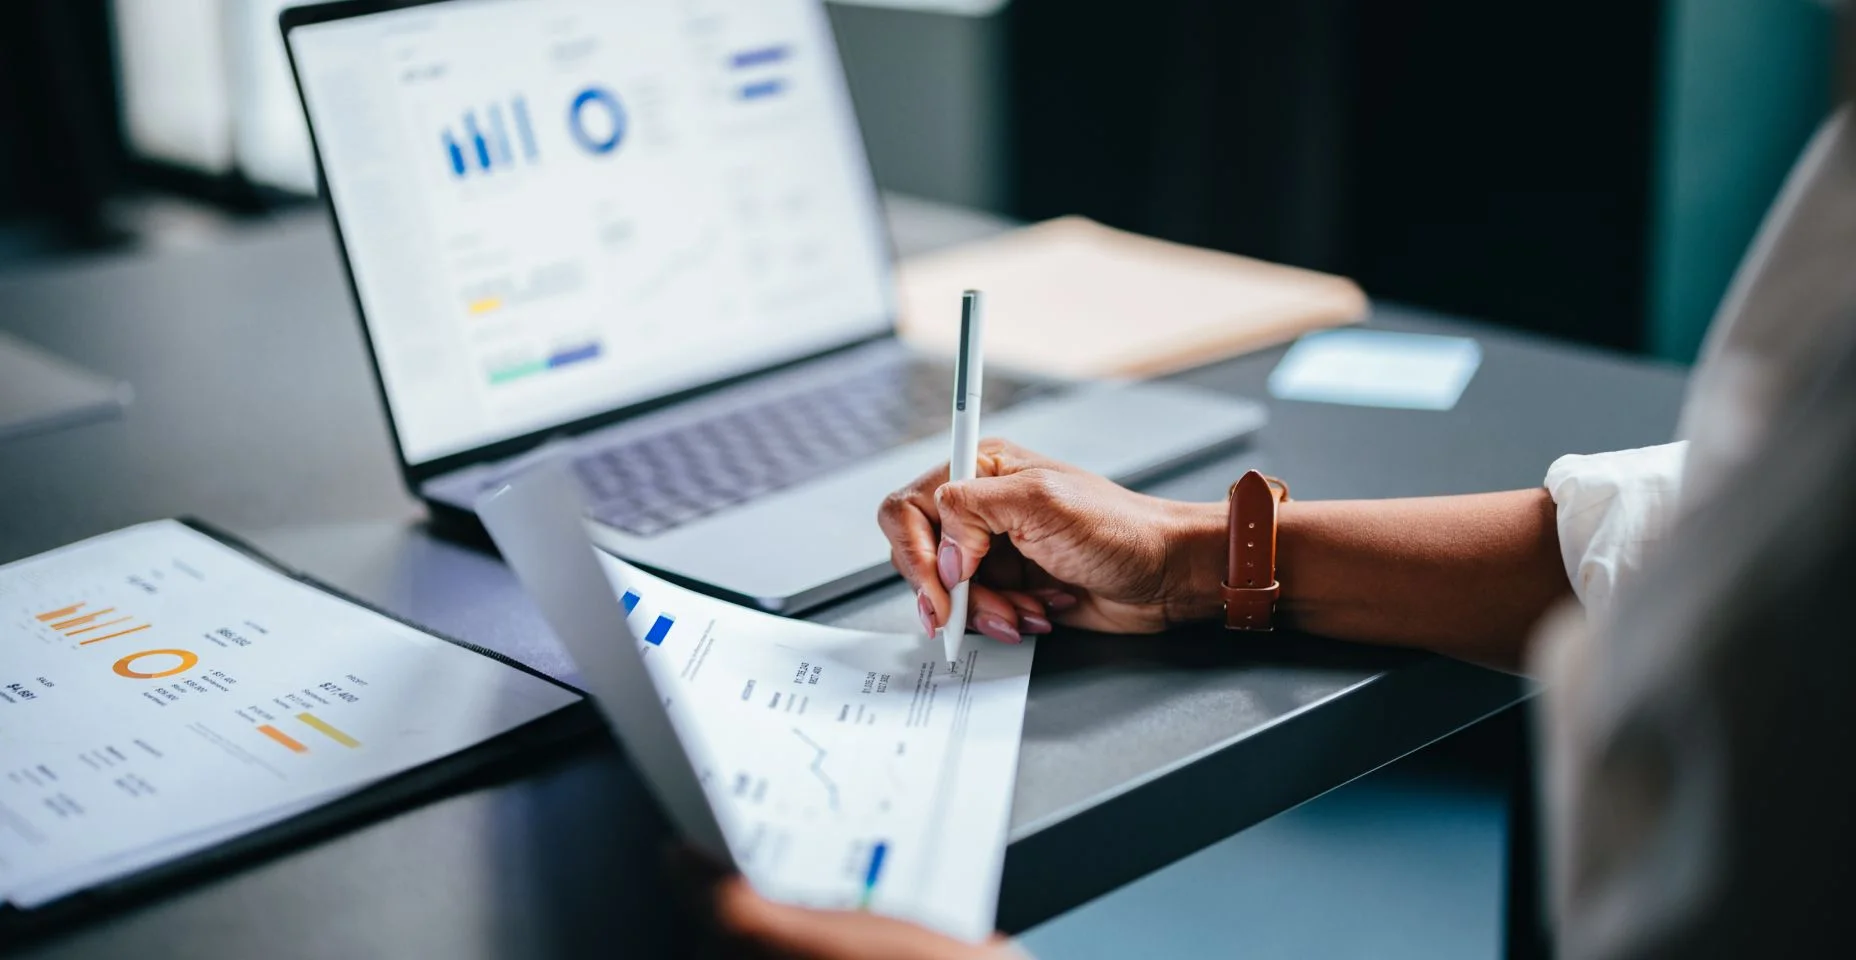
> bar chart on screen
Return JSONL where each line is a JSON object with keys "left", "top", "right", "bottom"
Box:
{"left": 729, "top": 43, "right": 792, "bottom": 102}
{"left": 460, "top": 258, "right": 587, "bottom": 318}
{"left": 440, "top": 96, "right": 540, "bottom": 178}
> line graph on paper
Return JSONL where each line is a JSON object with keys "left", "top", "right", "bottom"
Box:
{"left": 791, "top": 727, "right": 840, "bottom": 813}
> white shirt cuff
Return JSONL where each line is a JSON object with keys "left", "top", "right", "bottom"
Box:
{"left": 1543, "top": 442, "right": 1688, "bottom": 624}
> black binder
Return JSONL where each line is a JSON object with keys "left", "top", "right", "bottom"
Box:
{"left": 0, "top": 519, "right": 600, "bottom": 940}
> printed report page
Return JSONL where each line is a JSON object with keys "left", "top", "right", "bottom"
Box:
{"left": 593, "top": 553, "right": 1035, "bottom": 941}
{"left": 0, "top": 521, "right": 579, "bottom": 907}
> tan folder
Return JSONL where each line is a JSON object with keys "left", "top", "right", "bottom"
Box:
{"left": 896, "top": 216, "right": 1368, "bottom": 378}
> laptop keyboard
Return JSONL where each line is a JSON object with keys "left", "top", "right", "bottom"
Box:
{"left": 572, "top": 355, "right": 1048, "bottom": 537}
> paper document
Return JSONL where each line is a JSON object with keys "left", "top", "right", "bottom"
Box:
{"left": 897, "top": 216, "right": 1367, "bottom": 378}
{"left": 1268, "top": 329, "right": 1483, "bottom": 411}
{"left": 0, "top": 521, "right": 579, "bottom": 907}
{"left": 592, "top": 556, "right": 1035, "bottom": 940}
{"left": 481, "top": 462, "right": 1037, "bottom": 943}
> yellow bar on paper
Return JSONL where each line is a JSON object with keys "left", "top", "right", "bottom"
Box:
{"left": 298, "top": 712, "right": 360, "bottom": 748}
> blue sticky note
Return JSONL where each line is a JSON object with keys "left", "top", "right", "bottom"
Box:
{"left": 1267, "top": 329, "right": 1482, "bottom": 411}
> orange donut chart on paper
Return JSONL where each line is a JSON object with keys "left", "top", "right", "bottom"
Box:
{"left": 112, "top": 648, "right": 200, "bottom": 680}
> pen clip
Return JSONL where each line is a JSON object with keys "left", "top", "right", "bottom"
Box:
{"left": 956, "top": 292, "right": 977, "bottom": 412}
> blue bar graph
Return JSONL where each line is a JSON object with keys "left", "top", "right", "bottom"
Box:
{"left": 441, "top": 96, "right": 542, "bottom": 178}
{"left": 513, "top": 97, "right": 539, "bottom": 160}
{"left": 487, "top": 104, "right": 514, "bottom": 165}
{"left": 739, "top": 79, "right": 786, "bottom": 101}
{"left": 618, "top": 589, "right": 671, "bottom": 645}
{"left": 444, "top": 133, "right": 467, "bottom": 177}
{"left": 730, "top": 45, "right": 791, "bottom": 69}
{"left": 546, "top": 342, "right": 602, "bottom": 369}
{"left": 858, "top": 841, "right": 887, "bottom": 909}
{"left": 464, "top": 113, "right": 492, "bottom": 170}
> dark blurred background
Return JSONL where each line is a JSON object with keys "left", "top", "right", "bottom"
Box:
{"left": 0, "top": 0, "right": 1841, "bottom": 362}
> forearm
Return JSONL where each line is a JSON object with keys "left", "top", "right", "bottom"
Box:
{"left": 1172, "top": 489, "right": 1570, "bottom": 671}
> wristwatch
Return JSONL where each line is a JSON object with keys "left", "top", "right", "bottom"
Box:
{"left": 1222, "top": 470, "right": 1290, "bottom": 631}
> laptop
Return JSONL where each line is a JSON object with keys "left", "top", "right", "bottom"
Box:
{"left": 281, "top": 0, "right": 1266, "bottom": 613}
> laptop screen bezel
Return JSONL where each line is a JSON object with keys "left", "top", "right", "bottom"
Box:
{"left": 278, "top": 0, "right": 900, "bottom": 491}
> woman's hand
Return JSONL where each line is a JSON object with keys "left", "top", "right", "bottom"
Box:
{"left": 877, "top": 439, "right": 1226, "bottom": 639}
{"left": 674, "top": 848, "right": 1011, "bottom": 959}
{"left": 711, "top": 874, "right": 1009, "bottom": 959}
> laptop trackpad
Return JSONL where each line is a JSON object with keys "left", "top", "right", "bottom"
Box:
{"left": 613, "top": 381, "right": 1265, "bottom": 611}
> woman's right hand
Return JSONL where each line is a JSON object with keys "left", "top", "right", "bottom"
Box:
{"left": 877, "top": 439, "right": 1227, "bottom": 640}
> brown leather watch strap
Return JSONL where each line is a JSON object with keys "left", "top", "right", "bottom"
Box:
{"left": 1222, "top": 470, "right": 1290, "bottom": 631}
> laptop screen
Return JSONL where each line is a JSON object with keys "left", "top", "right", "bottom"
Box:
{"left": 287, "top": 0, "right": 893, "bottom": 466}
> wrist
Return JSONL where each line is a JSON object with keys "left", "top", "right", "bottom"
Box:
{"left": 1161, "top": 500, "right": 1231, "bottom": 626}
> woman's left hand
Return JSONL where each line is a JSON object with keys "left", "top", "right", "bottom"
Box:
{"left": 676, "top": 849, "right": 1011, "bottom": 959}
{"left": 712, "top": 875, "right": 1008, "bottom": 959}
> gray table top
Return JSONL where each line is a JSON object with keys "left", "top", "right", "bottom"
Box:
{"left": 0, "top": 195, "right": 1689, "bottom": 956}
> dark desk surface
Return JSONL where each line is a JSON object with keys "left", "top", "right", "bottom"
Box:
{"left": 0, "top": 195, "right": 1688, "bottom": 956}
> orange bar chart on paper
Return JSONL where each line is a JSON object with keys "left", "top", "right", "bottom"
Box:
{"left": 258, "top": 725, "right": 310, "bottom": 754}
{"left": 36, "top": 601, "right": 152, "bottom": 644}
{"left": 0, "top": 519, "right": 578, "bottom": 911}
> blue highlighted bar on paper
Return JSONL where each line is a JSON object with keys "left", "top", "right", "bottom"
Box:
{"left": 619, "top": 589, "right": 671, "bottom": 644}
{"left": 739, "top": 80, "right": 785, "bottom": 101}
{"left": 858, "top": 841, "right": 887, "bottom": 909}
{"left": 730, "top": 45, "right": 790, "bottom": 69}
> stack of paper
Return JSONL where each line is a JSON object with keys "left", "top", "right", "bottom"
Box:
{"left": 896, "top": 215, "right": 1368, "bottom": 378}
{"left": 594, "top": 555, "right": 1035, "bottom": 940}
{"left": 0, "top": 522, "right": 578, "bottom": 908}
{"left": 480, "top": 465, "right": 1037, "bottom": 941}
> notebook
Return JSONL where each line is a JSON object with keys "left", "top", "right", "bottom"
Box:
{"left": 896, "top": 216, "right": 1368, "bottom": 378}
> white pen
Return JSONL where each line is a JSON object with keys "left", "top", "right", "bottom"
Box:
{"left": 941, "top": 289, "right": 985, "bottom": 669}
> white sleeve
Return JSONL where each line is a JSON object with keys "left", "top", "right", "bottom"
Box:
{"left": 1542, "top": 442, "right": 1688, "bottom": 623}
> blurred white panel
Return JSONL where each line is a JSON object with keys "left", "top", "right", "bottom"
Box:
{"left": 227, "top": 0, "right": 318, "bottom": 193}
{"left": 113, "top": 0, "right": 235, "bottom": 173}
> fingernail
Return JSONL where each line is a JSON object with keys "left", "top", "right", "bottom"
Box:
{"left": 1043, "top": 593, "right": 1079, "bottom": 612}
{"left": 1021, "top": 614, "right": 1053, "bottom": 635}
{"left": 975, "top": 614, "right": 1021, "bottom": 644}
{"left": 937, "top": 539, "right": 961, "bottom": 589}
{"left": 916, "top": 591, "right": 936, "bottom": 636}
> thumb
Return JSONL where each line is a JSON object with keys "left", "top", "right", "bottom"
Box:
{"left": 934, "top": 469, "right": 1060, "bottom": 585}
